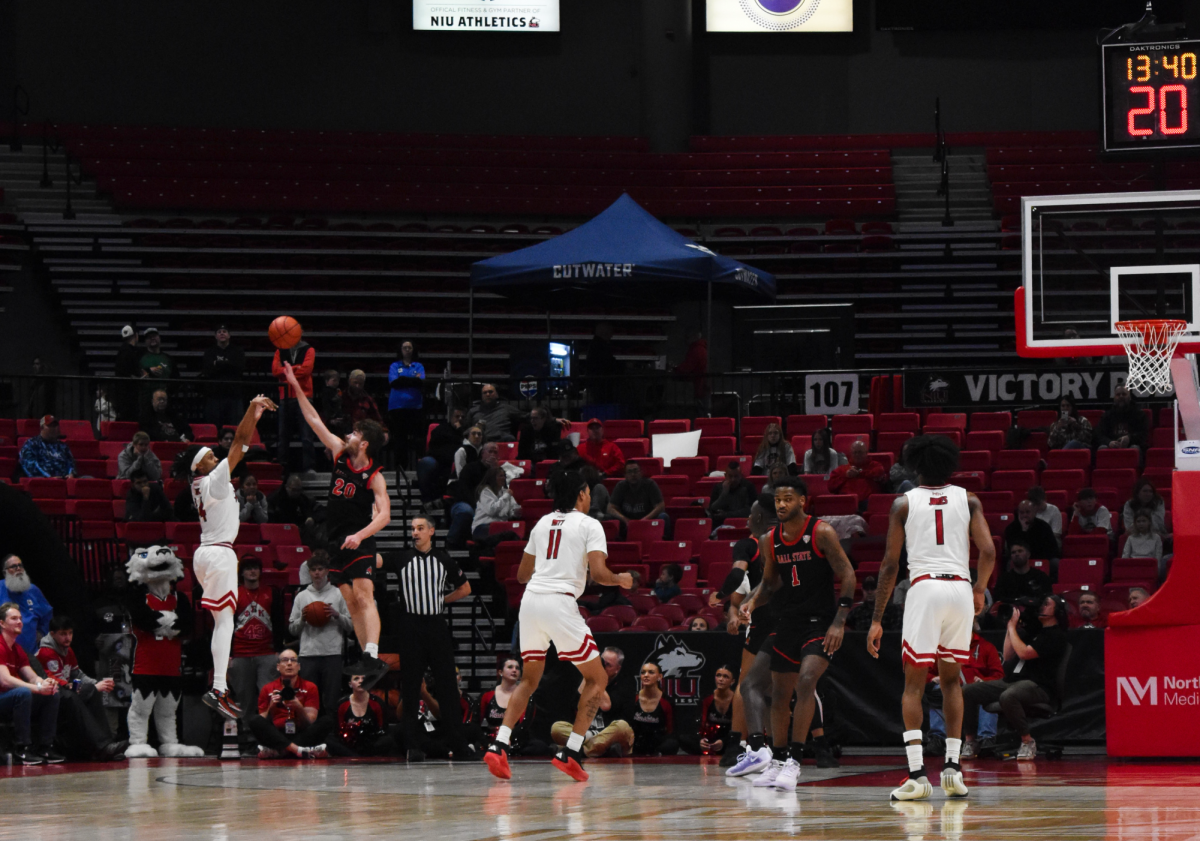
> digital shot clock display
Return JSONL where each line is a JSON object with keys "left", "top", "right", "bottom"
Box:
{"left": 1102, "top": 39, "right": 1200, "bottom": 152}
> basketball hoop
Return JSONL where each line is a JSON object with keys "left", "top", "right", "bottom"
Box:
{"left": 1114, "top": 319, "right": 1189, "bottom": 396}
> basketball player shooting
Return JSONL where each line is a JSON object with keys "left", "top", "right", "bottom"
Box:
{"left": 181, "top": 394, "right": 277, "bottom": 720}
{"left": 867, "top": 435, "right": 995, "bottom": 802}
{"left": 737, "top": 477, "right": 856, "bottom": 791}
{"left": 282, "top": 362, "right": 391, "bottom": 687}
{"left": 483, "top": 471, "right": 633, "bottom": 783}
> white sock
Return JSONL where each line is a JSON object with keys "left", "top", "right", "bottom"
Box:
{"left": 945, "top": 737, "right": 962, "bottom": 764}
{"left": 496, "top": 726, "right": 512, "bottom": 746}
{"left": 365, "top": 643, "right": 379, "bottom": 658}
{"left": 210, "top": 608, "right": 233, "bottom": 693}
{"left": 903, "top": 729, "right": 924, "bottom": 774}
{"left": 566, "top": 731, "right": 585, "bottom": 753}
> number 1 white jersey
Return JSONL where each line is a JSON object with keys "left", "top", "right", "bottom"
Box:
{"left": 903, "top": 484, "right": 971, "bottom": 579}
{"left": 523, "top": 509, "right": 608, "bottom": 599}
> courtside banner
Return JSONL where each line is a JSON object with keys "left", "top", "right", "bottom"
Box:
{"left": 414, "top": 0, "right": 559, "bottom": 31}
{"left": 903, "top": 367, "right": 1134, "bottom": 409}
{"left": 706, "top": 0, "right": 853, "bottom": 32}
{"left": 1106, "top": 625, "right": 1200, "bottom": 757}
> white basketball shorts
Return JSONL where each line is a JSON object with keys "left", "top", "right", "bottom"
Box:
{"left": 900, "top": 578, "right": 974, "bottom": 668}
{"left": 193, "top": 543, "right": 238, "bottom": 613}
{"left": 519, "top": 592, "right": 598, "bottom": 665}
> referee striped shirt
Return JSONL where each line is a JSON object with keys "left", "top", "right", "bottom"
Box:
{"left": 397, "top": 549, "right": 468, "bottom": 616}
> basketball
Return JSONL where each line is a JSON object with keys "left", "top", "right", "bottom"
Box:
{"left": 301, "top": 600, "right": 331, "bottom": 627}
{"left": 268, "top": 315, "right": 302, "bottom": 349}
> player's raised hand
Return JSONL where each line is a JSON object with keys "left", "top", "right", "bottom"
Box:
{"left": 282, "top": 362, "right": 300, "bottom": 387}
{"left": 866, "top": 621, "right": 883, "bottom": 659}
{"left": 251, "top": 394, "right": 278, "bottom": 411}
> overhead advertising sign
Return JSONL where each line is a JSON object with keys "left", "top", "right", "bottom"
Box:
{"left": 414, "top": 0, "right": 559, "bottom": 32}
{"left": 706, "top": 0, "right": 852, "bottom": 32}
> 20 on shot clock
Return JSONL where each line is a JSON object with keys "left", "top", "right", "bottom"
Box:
{"left": 1102, "top": 39, "right": 1200, "bottom": 152}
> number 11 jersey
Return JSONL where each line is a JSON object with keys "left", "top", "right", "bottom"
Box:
{"left": 524, "top": 509, "right": 608, "bottom": 599}
{"left": 903, "top": 484, "right": 971, "bottom": 579}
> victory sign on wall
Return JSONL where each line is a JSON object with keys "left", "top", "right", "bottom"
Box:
{"left": 706, "top": 0, "right": 852, "bottom": 32}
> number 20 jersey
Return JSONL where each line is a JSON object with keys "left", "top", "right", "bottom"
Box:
{"left": 903, "top": 484, "right": 971, "bottom": 579}
{"left": 523, "top": 509, "right": 608, "bottom": 599}
{"left": 325, "top": 451, "right": 383, "bottom": 544}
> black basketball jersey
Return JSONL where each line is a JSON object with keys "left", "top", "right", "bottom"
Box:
{"left": 326, "top": 451, "right": 383, "bottom": 542}
{"left": 770, "top": 515, "right": 835, "bottom": 620}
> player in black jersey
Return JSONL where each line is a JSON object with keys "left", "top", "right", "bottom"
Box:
{"left": 739, "top": 477, "right": 855, "bottom": 791}
{"left": 283, "top": 363, "right": 390, "bottom": 686}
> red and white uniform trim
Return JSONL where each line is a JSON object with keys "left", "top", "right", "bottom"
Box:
{"left": 518, "top": 592, "right": 599, "bottom": 666}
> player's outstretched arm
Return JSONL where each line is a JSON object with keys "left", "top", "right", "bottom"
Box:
{"left": 966, "top": 493, "right": 995, "bottom": 616}
{"left": 282, "top": 362, "right": 345, "bottom": 456}
{"left": 587, "top": 551, "right": 633, "bottom": 589}
{"left": 868, "top": 496, "right": 908, "bottom": 658}
{"left": 342, "top": 472, "right": 391, "bottom": 551}
{"left": 816, "top": 521, "right": 856, "bottom": 654}
{"left": 227, "top": 395, "right": 276, "bottom": 473}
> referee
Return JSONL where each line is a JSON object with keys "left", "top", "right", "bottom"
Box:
{"left": 396, "top": 514, "right": 474, "bottom": 760}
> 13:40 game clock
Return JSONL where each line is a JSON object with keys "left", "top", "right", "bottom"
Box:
{"left": 1103, "top": 40, "right": 1200, "bottom": 152}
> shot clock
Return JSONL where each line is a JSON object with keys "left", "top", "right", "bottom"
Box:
{"left": 1103, "top": 40, "right": 1200, "bottom": 152}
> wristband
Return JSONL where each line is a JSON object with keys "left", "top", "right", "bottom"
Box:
{"left": 838, "top": 596, "right": 853, "bottom": 609}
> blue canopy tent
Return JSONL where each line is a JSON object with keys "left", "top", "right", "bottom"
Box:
{"left": 468, "top": 193, "right": 776, "bottom": 378}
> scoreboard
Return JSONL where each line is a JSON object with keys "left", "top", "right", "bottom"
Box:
{"left": 1103, "top": 40, "right": 1200, "bottom": 152}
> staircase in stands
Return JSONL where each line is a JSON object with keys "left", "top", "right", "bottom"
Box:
{"left": 891, "top": 149, "right": 996, "bottom": 226}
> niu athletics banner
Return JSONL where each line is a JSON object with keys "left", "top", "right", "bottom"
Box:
{"left": 903, "top": 367, "right": 1149, "bottom": 410}
{"left": 414, "top": 0, "right": 559, "bottom": 31}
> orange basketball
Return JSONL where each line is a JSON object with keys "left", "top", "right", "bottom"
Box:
{"left": 268, "top": 315, "right": 302, "bottom": 349}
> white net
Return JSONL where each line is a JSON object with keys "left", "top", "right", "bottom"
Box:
{"left": 1115, "top": 320, "right": 1189, "bottom": 396}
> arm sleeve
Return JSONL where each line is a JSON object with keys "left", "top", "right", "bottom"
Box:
{"left": 440, "top": 552, "right": 469, "bottom": 589}
{"left": 584, "top": 517, "right": 609, "bottom": 556}
{"left": 827, "top": 466, "right": 847, "bottom": 492}
{"left": 717, "top": 567, "right": 746, "bottom": 598}
{"left": 333, "top": 592, "right": 354, "bottom": 633}
{"left": 288, "top": 592, "right": 305, "bottom": 637}
{"left": 207, "top": 460, "right": 233, "bottom": 500}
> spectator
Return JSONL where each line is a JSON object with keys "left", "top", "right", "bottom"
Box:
{"left": 1128, "top": 586, "right": 1150, "bottom": 609}
{"left": 1122, "top": 479, "right": 1169, "bottom": 537}
{"left": 35, "top": 614, "right": 128, "bottom": 761}
{"left": 246, "top": 649, "right": 331, "bottom": 758}
{"left": 138, "top": 327, "right": 175, "bottom": 379}
{"left": 608, "top": 462, "right": 666, "bottom": 530}
{"left": 116, "top": 431, "right": 162, "bottom": 481}
{"left": 994, "top": 540, "right": 1052, "bottom": 604}
{"left": 1075, "top": 592, "right": 1105, "bottom": 629}
{"left": 681, "top": 664, "right": 734, "bottom": 755}
{"left": 846, "top": 575, "right": 901, "bottom": 631}
{"left": 417, "top": 408, "right": 466, "bottom": 505}
{"left": 550, "top": 646, "right": 634, "bottom": 758}
{"left": 0, "top": 555, "right": 54, "bottom": 656}
{"left": 962, "top": 596, "right": 1070, "bottom": 760}
{"left": 803, "top": 428, "right": 846, "bottom": 476}
{"left": 517, "top": 407, "right": 565, "bottom": 462}
{"left": 1123, "top": 509, "right": 1164, "bottom": 565}
{"left": 200, "top": 323, "right": 246, "bottom": 429}
{"left": 471, "top": 466, "right": 522, "bottom": 541}
{"left": 139, "top": 389, "right": 193, "bottom": 443}
{"left": 94, "top": 385, "right": 118, "bottom": 430}
{"left": 545, "top": 441, "right": 587, "bottom": 500}
{"left": 579, "top": 569, "right": 640, "bottom": 615}
{"left": 707, "top": 460, "right": 757, "bottom": 524}
{"left": 653, "top": 564, "right": 683, "bottom": 603}
{"left": 229, "top": 557, "right": 283, "bottom": 755}
{"left": 18, "top": 415, "right": 76, "bottom": 478}
{"left": 0, "top": 601, "right": 62, "bottom": 765}
{"left": 930, "top": 621, "right": 1003, "bottom": 759}
{"left": 236, "top": 474, "right": 269, "bottom": 524}
{"left": 583, "top": 322, "right": 625, "bottom": 404}
{"left": 688, "top": 616, "right": 710, "bottom": 632}
{"left": 272, "top": 336, "right": 317, "bottom": 473}
{"left": 752, "top": 423, "right": 797, "bottom": 475}
{"left": 579, "top": 419, "right": 626, "bottom": 478}
{"left": 124, "top": 468, "right": 172, "bottom": 522}
{"left": 328, "top": 673, "right": 395, "bottom": 757}
{"left": 345, "top": 369, "right": 386, "bottom": 429}
{"left": 114, "top": 325, "right": 143, "bottom": 418}
{"left": 672, "top": 327, "right": 709, "bottom": 406}
{"left": 1071, "top": 488, "right": 1113, "bottom": 539}
{"left": 1027, "top": 486, "right": 1063, "bottom": 548}
{"left": 317, "top": 370, "right": 349, "bottom": 437}
{"left": 1003, "top": 500, "right": 1060, "bottom": 563}
{"left": 447, "top": 442, "right": 500, "bottom": 549}
{"left": 476, "top": 658, "right": 546, "bottom": 755}
{"left": 582, "top": 465, "right": 610, "bottom": 520}
{"left": 466, "top": 383, "right": 524, "bottom": 442}
{"left": 762, "top": 463, "right": 791, "bottom": 497}
{"left": 454, "top": 426, "right": 484, "bottom": 479}
{"left": 387, "top": 341, "right": 426, "bottom": 470}
{"left": 1046, "top": 396, "right": 1092, "bottom": 450}
{"left": 628, "top": 661, "right": 677, "bottom": 756}
{"left": 289, "top": 553, "right": 354, "bottom": 718}
{"left": 1096, "top": 384, "right": 1148, "bottom": 456}
{"left": 827, "top": 439, "right": 886, "bottom": 506}
{"left": 268, "top": 474, "right": 316, "bottom": 532}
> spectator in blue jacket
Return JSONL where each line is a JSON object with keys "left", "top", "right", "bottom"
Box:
{"left": 0, "top": 556, "right": 54, "bottom": 655}
{"left": 387, "top": 341, "right": 426, "bottom": 471}
{"left": 18, "top": 416, "right": 75, "bottom": 478}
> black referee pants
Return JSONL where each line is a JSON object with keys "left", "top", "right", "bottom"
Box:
{"left": 399, "top": 614, "right": 469, "bottom": 754}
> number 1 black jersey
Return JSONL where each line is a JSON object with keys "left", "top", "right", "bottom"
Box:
{"left": 770, "top": 515, "right": 835, "bottom": 621}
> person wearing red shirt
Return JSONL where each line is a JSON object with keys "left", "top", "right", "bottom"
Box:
{"left": 271, "top": 338, "right": 317, "bottom": 471}
{"left": 246, "top": 649, "right": 331, "bottom": 758}
{"left": 827, "top": 439, "right": 886, "bottom": 507}
{"left": 926, "top": 624, "right": 1003, "bottom": 758}
{"left": 579, "top": 419, "right": 626, "bottom": 478}
{"left": 328, "top": 673, "right": 395, "bottom": 757}
{"left": 0, "top": 601, "right": 62, "bottom": 765}
{"left": 1073, "top": 592, "right": 1106, "bottom": 629}
{"left": 228, "top": 557, "right": 282, "bottom": 755}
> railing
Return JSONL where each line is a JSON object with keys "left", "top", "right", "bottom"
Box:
{"left": 8, "top": 85, "right": 29, "bottom": 152}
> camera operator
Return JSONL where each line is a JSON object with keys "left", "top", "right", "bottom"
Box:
{"left": 245, "top": 649, "right": 332, "bottom": 758}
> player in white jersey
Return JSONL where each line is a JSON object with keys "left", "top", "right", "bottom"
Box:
{"left": 483, "top": 471, "right": 632, "bottom": 783}
{"left": 178, "top": 395, "right": 276, "bottom": 721}
{"left": 867, "top": 436, "right": 994, "bottom": 802}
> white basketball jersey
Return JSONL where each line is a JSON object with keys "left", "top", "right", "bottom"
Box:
{"left": 192, "top": 459, "right": 239, "bottom": 545}
{"left": 524, "top": 509, "right": 608, "bottom": 599}
{"left": 903, "top": 484, "right": 971, "bottom": 579}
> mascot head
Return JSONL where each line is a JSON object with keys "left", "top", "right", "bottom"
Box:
{"left": 126, "top": 545, "right": 185, "bottom": 586}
